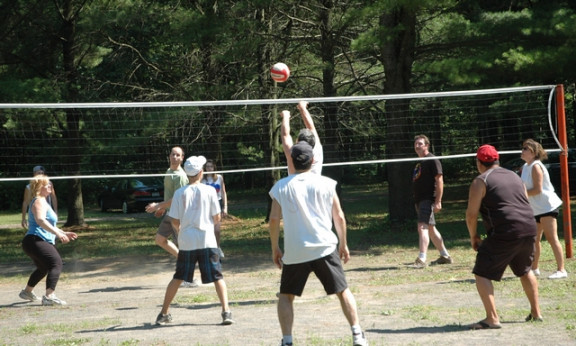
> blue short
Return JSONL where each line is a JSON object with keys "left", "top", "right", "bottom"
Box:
{"left": 174, "top": 248, "right": 223, "bottom": 284}
{"left": 279, "top": 250, "right": 348, "bottom": 296}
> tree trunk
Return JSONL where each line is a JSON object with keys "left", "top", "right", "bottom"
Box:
{"left": 60, "top": 0, "right": 85, "bottom": 227}
{"left": 379, "top": 6, "right": 417, "bottom": 223}
{"left": 319, "top": 0, "right": 343, "bottom": 191}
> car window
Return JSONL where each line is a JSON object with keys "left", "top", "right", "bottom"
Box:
{"left": 131, "top": 178, "right": 162, "bottom": 188}
{"left": 131, "top": 179, "right": 146, "bottom": 188}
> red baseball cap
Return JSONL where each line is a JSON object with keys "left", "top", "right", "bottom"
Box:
{"left": 476, "top": 144, "right": 499, "bottom": 162}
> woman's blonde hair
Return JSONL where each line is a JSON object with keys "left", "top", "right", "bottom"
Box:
{"left": 29, "top": 175, "right": 51, "bottom": 197}
{"left": 523, "top": 138, "right": 548, "bottom": 161}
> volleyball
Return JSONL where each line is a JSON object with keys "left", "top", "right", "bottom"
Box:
{"left": 270, "top": 62, "right": 290, "bottom": 83}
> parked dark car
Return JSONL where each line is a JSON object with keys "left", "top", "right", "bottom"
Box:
{"left": 98, "top": 177, "right": 164, "bottom": 213}
{"left": 501, "top": 149, "right": 576, "bottom": 195}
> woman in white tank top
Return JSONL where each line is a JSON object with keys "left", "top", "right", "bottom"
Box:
{"left": 520, "top": 139, "right": 567, "bottom": 279}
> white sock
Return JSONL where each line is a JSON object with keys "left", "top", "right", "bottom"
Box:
{"left": 440, "top": 250, "right": 449, "bottom": 257}
{"left": 351, "top": 325, "right": 362, "bottom": 335}
{"left": 418, "top": 252, "right": 426, "bottom": 261}
{"left": 282, "top": 335, "right": 293, "bottom": 344}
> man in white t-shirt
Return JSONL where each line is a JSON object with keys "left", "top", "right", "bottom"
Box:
{"left": 155, "top": 155, "right": 234, "bottom": 326}
{"left": 269, "top": 142, "right": 367, "bottom": 346}
{"left": 280, "top": 101, "right": 324, "bottom": 175}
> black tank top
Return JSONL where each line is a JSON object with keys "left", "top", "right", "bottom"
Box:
{"left": 477, "top": 167, "right": 537, "bottom": 240}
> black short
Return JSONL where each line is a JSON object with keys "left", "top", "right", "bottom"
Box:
{"left": 279, "top": 250, "right": 348, "bottom": 296}
{"left": 473, "top": 236, "right": 535, "bottom": 281}
{"left": 534, "top": 209, "right": 559, "bottom": 223}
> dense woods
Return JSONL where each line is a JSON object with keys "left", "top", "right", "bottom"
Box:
{"left": 1, "top": 0, "right": 575, "bottom": 226}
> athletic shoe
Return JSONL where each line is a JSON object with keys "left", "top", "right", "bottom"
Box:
{"left": 180, "top": 280, "right": 199, "bottom": 288}
{"left": 413, "top": 257, "right": 427, "bottom": 268}
{"left": 42, "top": 294, "right": 66, "bottom": 306}
{"left": 19, "top": 290, "right": 40, "bottom": 302}
{"left": 221, "top": 311, "right": 235, "bottom": 325}
{"left": 548, "top": 270, "right": 568, "bottom": 279}
{"left": 525, "top": 313, "right": 544, "bottom": 322}
{"left": 532, "top": 268, "right": 541, "bottom": 276}
{"left": 155, "top": 313, "right": 172, "bottom": 325}
{"left": 353, "top": 331, "right": 368, "bottom": 346}
{"left": 430, "top": 255, "right": 453, "bottom": 265}
{"left": 279, "top": 339, "right": 293, "bottom": 346}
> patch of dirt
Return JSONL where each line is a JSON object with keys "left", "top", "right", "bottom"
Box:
{"left": 1, "top": 249, "right": 574, "bottom": 346}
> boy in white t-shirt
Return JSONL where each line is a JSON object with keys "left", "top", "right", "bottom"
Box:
{"left": 155, "top": 155, "right": 234, "bottom": 326}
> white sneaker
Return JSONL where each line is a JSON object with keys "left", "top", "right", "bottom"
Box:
{"left": 180, "top": 280, "right": 199, "bottom": 288}
{"left": 548, "top": 270, "right": 568, "bottom": 279}
{"left": 353, "top": 331, "right": 368, "bottom": 346}
{"left": 42, "top": 294, "right": 67, "bottom": 306}
{"left": 19, "top": 289, "right": 40, "bottom": 302}
{"left": 532, "top": 268, "right": 540, "bottom": 276}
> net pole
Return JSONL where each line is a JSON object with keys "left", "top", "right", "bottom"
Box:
{"left": 555, "top": 84, "right": 573, "bottom": 258}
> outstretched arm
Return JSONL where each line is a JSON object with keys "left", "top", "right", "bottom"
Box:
{"left": 280, "top": 110, "right": 296, "bottom": 174}
{"left": 297, "top": 101, "right": 320, "bottom": 145}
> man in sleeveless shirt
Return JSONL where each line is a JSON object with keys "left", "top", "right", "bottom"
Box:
{"left": 465, "top": 144, "right": 542, "bottom": 329}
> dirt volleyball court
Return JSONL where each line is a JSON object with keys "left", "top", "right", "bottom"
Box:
{"left": 1, "top": 243, "right": 575, "bottom": 345}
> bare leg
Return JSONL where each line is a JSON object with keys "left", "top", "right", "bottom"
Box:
{"left": 336, "top": 288, "right": 360, "bottom": 326}
{"left": 540, "top": 216, "right": 565, "bottom": 271}
{"left": 417, "top": 222, "right": 430, "bottom": 255}
{"left": 277, "top": 293, "right": 295, "bottom": 336}
{"left": 160, "top": 278, "right": 182, "bottom": 314}
{"left": 214, "top": 279, "right": 230, "bottom": 312}
{"left": 474, "top": 275, "right": 499, "bottom": 325}
{"left": 520, "top": 271, "right": 541, "bottom": 318}
{"left": 532, "top": 224, "right": 544, "bottom": 270}
{"left": 428, "top": 226, "right": 449, "bottom": 254}
{"left": 155, "top": 234, "right": 179, "bottom": 258}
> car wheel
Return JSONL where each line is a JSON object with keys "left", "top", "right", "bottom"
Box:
{"left": 122, "top": 201, "right": 129, "bottom": 214}
{"left": 99, "top": 199, "right": 107, "bottom": 212}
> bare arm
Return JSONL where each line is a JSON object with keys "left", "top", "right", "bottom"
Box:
{"left": 146, "top": 198, "right": 173, "bottom": 217}
{"left": 50, "top": 188, "right": 58, "bottom": 214}
{"left": 465, "top": 178, "right": 485, "bottom": 251}
{"left": 297, "top": 101, "right": 316, "bottom": 133}
{"left": 280, "top": 110, "right": 296, "bottom": 174}
{"left": 170, "top": 217, "right": 180, "bottom": 236}
{"left": 332, "top": 194, "right": 350, "bottom": 264}
{"left": 21, "top": 187, "right": 32, "bottom": 229}
{"left": 268, "top": 199, "right": 283, "bottom": 269}
{"left": 297, "top": 101, "right": 321, "bottom": 145}
{"left": 433, "top": 174, "right": 444, "bottom": 212}
{"left": 526, "top": 164, "right": 544, "bottom": 196}
{"left": 220, "top": 175, "right": 228, "bottom": 216}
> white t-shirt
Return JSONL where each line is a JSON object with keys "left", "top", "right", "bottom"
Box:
{"left": 269, "top": 172, "right": 338, "bottom": 265}
{"left": 311, "top": 138, "right": 324, "bottom": 175}
{"left": 169, "top": 183, "right": 221, "bottom": 251}
{"left": 521, "top": 160, "right": 562, "bottom": 216}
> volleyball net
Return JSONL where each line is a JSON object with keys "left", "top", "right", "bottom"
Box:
{"left": 0, "top": 85, "right": 563, "bottom": 183}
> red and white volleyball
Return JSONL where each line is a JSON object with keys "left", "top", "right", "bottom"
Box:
{"left": 270, "top": 62, "right": 290, "bottom": 83}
